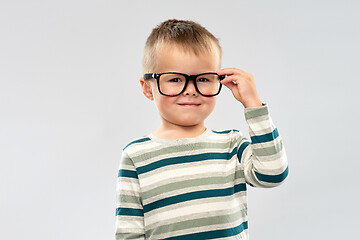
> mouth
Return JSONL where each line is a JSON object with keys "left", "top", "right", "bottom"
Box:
{"left": 177, "top": 103, "right": 201, "bottom": 107}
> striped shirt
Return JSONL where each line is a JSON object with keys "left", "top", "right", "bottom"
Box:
{"left": 115, "top": 104, "right": 288, "bottom": 240}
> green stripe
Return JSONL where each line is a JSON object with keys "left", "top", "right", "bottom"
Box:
{"left": 244, "top": 105, "right": 268, "bottom": 120}
{"left": 212, "top": 129, "right": 239, "bottom": 134}
{"left": 255, "top": 166, "right": 289, "bottom": 183}
{"left": 237, "top": 141, "right": 250, "bottom": 163}
{"left": 123, "top": 137, "right": 151, "bottom": 150}
{"left": 116, "top": 207, "right": 143, "bottom": 216}
{"left": 116, "top": 232, "right": 144, "bottom": 240}
{"left": 162, "top": 221, "right": 248, "bottom": 240}
{"left": 137, "top": 148, "right": 238, "bottom": 175}
{"left": 143, "top": 183, "right": 246, "bottom": 213}
{"left": 132, "top": 141, "right": 238, "bottom": 164}
{"left": 147, "top": 208, "right": 247, "bottom": 236}
{"left": 252, "top": 140, "right": 283, "bottom": 156}
{"left": 118, "top": 169, "right": 138, "bottom": 178}
{"left": 117, "top": 194, "right": 141, "bottom": 204}
{"left": 121, "top": 156, "right": 133, "bottom": 166}
{"left": 251, "top": 128, "right": 279, "bottom": 144}
{"left": 142, "top": 169, "right": 245, "bottom": 200}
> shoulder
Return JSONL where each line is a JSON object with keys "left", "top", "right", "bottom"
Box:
{"left": 210, "top": 129, "right": 245, "bottom": 142}
{"left": 208, "top": 129, "right": 249, "bottom": 154}
{"left": 122, "top": 136, "right": 152, "bottom": 151}
{"left": 211, "top": 129, "right": 240, "bottom": 135}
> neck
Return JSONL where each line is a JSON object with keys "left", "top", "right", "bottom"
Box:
{"left": 153, "top": 121, "right": 207, "bottom": 140}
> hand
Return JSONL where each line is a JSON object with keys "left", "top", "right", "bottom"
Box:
{"left": 217, "top": 68, "right": 262, "bottom": 108}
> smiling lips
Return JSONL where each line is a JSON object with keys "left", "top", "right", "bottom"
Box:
{"left": 178, "top": 102, "right": 201, "bottom": 107}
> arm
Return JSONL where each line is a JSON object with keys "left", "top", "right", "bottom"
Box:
{"left": 217, "top": 68, "right": 288, "bottom": 187}
{"left": 115, "top": 150, "right": 145, "bottom": 239}
{"left": 238, "top": 104, "right": 288, "bottom": 187}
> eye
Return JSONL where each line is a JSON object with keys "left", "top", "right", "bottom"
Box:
{"left": 169, "top": 78, "right": 182, "bottom": 82}
{"left": 197, "top": 77, "right": 210, "bottom": 82}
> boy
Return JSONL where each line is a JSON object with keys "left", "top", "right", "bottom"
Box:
{"left": 115, "top": 19, "right": 288, "bottom": 240}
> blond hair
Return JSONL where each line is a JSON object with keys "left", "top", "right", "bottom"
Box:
{"left": 142, "top": 19, "right": 222, "bottom": 73}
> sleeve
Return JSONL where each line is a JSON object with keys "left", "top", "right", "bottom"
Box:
{"left": 237, "top": 103, "right": 289, "bottom": 188}
{"left": 115, "top": 150, "right": 145, "bottom": 239}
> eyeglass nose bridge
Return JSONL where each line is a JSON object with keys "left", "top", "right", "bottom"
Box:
{"left": 181, "top": 74, "right": 201, "bottom": 94}
{"left": 186, "top": 74, "right": 198, "bottom": 81}
{"left": 183, "top": 73, "right": 205, "bottom": 88}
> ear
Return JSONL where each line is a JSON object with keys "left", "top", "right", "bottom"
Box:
{"left": 140, "top": 77, "right": 154, "bottom": 101}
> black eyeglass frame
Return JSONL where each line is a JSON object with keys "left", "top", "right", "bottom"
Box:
{"left": 143, "top": 72, "right": 225, "bottom": 97}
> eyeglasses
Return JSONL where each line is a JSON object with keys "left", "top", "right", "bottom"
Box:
{"left": 143, "top": 72, "right": 225, "bottom": 97}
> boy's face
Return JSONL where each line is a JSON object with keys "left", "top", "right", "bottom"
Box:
{"left": 140, "top": 44, "right": 220, "bottom": 128}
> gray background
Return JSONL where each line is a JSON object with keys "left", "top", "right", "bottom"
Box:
{"left": 1, "top": 0, "right": 359, "bottom": 239}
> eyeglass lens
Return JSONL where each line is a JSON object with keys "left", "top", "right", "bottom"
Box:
{"left": 159, "top": 73, "right": 221, "bottom": 96}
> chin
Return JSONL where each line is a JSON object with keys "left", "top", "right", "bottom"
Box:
{"left": 178, "top": 122, "right": 201, "bottom": 127}
{"left": 174, "top": 118, "right": 205, "bottom": 127}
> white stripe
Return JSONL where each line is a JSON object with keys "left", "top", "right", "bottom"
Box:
{"left": 143, "top": 180, "right": 243, "bottom": 205}
{"left": 152, "top": 215, "right": 248, "bottom": 239}
{"left": 136, "top": 146, "right": 236, "bottom": 168}
{"left": 250, "top": 135, "right": 282, "bottom": 148}
{"left": 145, "top": 194, "right": 247, "bottom": 226}
{"left": 145, "top": 193, "right": 246, "bottom": 230}
{"left": 253, "top": 152, "right": 288, "bottom": 175}
{"left": 252, "top": 150, "right": 285, "bottom": 163}
{"left": 208, "top": 132, "right": 240, "bottom": 141}
{"left": 126, "top": 141, "right": 162, "bottom": 157}
{"left": 141, "top": 166, "right": 244, "bottom": 193}
{"left": 247, "top": 117, "right": 274, "bottom": 132}
{"left": 139, "top": 158, "right": 238, "bottom": 188}
{"left": 116, "top": 201, "right": 142, "bottom": 209}
{"left": 116, "top": 218, "right": 144, "bottom": 232}
{"left": 117, "top": 179, "right": 141, "bottom": 192}
{"left": 120, "top": 164, "right": 136, "bottom": 171}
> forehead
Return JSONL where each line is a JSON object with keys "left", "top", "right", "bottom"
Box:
{"left": 155, "top": 44, "right": 221, "bottom": 73}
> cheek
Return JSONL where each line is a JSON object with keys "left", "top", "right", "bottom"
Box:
{"left": 205, "top": 98, "right": 217, "bottom": 112}
{"left": 153, "top": 95, "right": 175, "bottom": 111}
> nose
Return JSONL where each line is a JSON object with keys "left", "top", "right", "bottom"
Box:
{"left": 183, "top": 80, "right": 198, "bottom": 96}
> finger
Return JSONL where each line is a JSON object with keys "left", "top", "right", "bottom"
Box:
{"left": 217, "top": 68, "right": 240, "bottom": 76}
{"left": 220, "top": 75, "right": 247, "bottom": 85}
{"left": 217, "top": 68, "right": 247, "bottom": 76}
{"left": 220, "top": 76, "right": 242, "bottom": 95}
{"left": 222, "top": 80, "right": 239, "bottom": 92}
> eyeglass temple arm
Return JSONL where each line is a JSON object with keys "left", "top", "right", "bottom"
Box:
{"left": 144, "top": 73, "right": 155, "bottom": 80}
{"left": 144, "top": 73, "right": 226, "bottom": 80}
{"left": 219, "top": 75, "right": 226, "bottom": 80}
